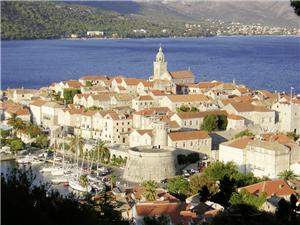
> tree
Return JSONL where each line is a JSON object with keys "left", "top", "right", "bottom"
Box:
{"left": 143, "top": 215, "right": 171, "bottom": 225}
{"left": 201, "top": 115, "right": 227, "bottom": 132}
{"left": 189, "top": 173, "right": 218, "bottom": 195}
{"left": 291, "top": 0, "right": 300, "bottom": 16}
{"left": 234, "top": 129, "right": 254, "bottom": 139}
{"left": 108, "top": 175, "right": 116, "bottom": 191}
{"left": 35, "top": 135, "right": 49, "bottom": 149}
{"left": 176, "top": 106, "right": 199, "bottom": 112}
{"left": 278, "top": 169, "right": 299, "bottom": 181}
{"left": 211, "top": 204, "right": 280, "bottom": 225}
{"left": 229, "top": 189, "right": 267, "bottom": 209}
{"left": 286, "top": 132, "right": 300, "bottom": 141}
{"left": 69, "top": 135, "right": 84, "bottom": 154}
{"left": 142, "top": 180, "right": 159, "bottom": 201}
{"left": 93, "top": 139, "right": 109, "bottom": 163}
{"left": 63, "top": 88, "right": 81, "bottom": 104}
{"left": 8, "top": 114, "right": 27, "bottom": 135}
{"left": 167, "top": 176, "right": 190, "bottom": 197}
{"left": 211, "top": 175, "right": 236, "bottom": 207}
{"left": 24, "top": 123, "right": 42, "bottom": 138}
{"left": 201, "top": 114, "right": 218, "bottom": 132}
{"left": 85, "top": 81, "right": 93, "bottom": 87}
{"left": 2, "top": 167, "right": 130, "bottom": 225}
{"left": 217, "top": 115, "right": 228, "bottom": 130}
{"left": 79, "top": 175, "right": 89, "bottom": 188}
{"left": 232, "top": 172, "right": 261, "bottom": 188}
{"left": 9, "top": 138, "right": 25, "bottom": 152}
{"left": 0, "top": 129, "right": 11, "bottom": 139}
{"left": 204, "top": 161, "right": 238, "bottom": 181}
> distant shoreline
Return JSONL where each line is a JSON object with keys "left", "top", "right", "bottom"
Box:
{"left": 2, "top": 34, "right": 300, "bottom": 42}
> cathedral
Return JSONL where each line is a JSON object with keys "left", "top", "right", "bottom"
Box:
{"left": 150, "top": 46, "right": 195, "bottom": 85}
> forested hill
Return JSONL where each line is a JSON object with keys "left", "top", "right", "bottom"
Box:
{"left": 1, "top": 1, "right": 185, "bottom": 40}
{"left": 1, "top": 1, "right": 299, "bottom": 40}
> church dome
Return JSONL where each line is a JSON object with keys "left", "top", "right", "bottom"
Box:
{"left": 156, "top": 46, "right": 165, "bottom": 62}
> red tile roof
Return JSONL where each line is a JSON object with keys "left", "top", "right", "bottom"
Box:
{"left": 136, "top": 129, "right": 153, "bottom": 137}
{"left": 229, "top": 102, "right": 273, "bottom": 112}
{"left": 242, "top": 179, "right": 295, "bottom": 197}
{"left": 79, "top": 75, "right": 109, "bottom": 81}
{"left": 63, "top": 80, "right": 81, "bottom": 88}
{"left": 166, "top": 94, "right": 209, "bottom": 102}
{"left": 138, "top": 95, "right": 154, "bottom": 101}
{"left": 136, "top": 202, "right": 189, "bottom": 225}
{"left": 134, "top": 107, "right": 171, "bottom": 116}
{"left": 170, "top": 70, "right": 194, "bottom": 79}
{"left": 226, "top": 137, "right": 254, "bottom": 149}
{"left": 30, "top": 99, "right": 47, "bottom": 107}
{"left": 227, "top": 114, "right": 243, "bottom": 120}
{"left": 168, "top": 130, "right": 210, "bottom": 141}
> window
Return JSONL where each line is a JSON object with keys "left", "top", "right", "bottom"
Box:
{"left": 116, "top": 122, "right": 119, "bottom": 126}
{"left": 183, "top": 142, "right": 185, "bottom": 147}
{"left": 128, "top": 122, "right": 130, "bottom": 125}
{"left": 190, "top": 141, "right": 193, "bottom": 146}
{"left": 190, "top": 121, "right": 192, "bottom": 125}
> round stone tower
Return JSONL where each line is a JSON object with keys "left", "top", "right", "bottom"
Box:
{"left": 123, "top": 146, "right": 177, "bottom": 183}
{"left": 152, "top": 121, "right": 168, "bottom": 148}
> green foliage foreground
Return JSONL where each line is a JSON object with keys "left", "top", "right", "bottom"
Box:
{"left": 1, "top": 167, "right": 130, "bottom": 225}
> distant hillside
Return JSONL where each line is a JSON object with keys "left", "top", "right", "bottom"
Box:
{"left": 157, "top": 1, "right": 299, "bottom": 28}
{"left": 1, "top": 1, "right": 298, "bottom": 40}
{"left": 1, "top": 1, "right": 186, "bottom": 40}
{"left": 72, "top": 0, "right": 299, "bottom": 28}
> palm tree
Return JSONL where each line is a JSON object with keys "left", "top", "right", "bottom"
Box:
{"left": 79, "top": 175, "right": 89, "bottom": 188}
{"left": 278, "top": 170, "right": 299, "bottom": 180}
{"left": 142, "top": 180, "right": 158, "bottom": 201}
{"left": 93, "top": 139, "right": 109, "bottom": 163}
{"left": 8, "top": 113, "right": 26, "bottom": 136}
{"left": 108, "top": 175, "right": 116, "bottom": 191}
{"left": 68, "top": 135, "right": 84, "bottom": 154}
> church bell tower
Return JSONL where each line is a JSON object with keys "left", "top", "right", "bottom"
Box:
{"left": 153, "top": 46, "right": 168, "bottom": 80}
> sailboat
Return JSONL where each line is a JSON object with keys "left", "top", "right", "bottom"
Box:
{"left": 68, "top": 138, "right": 92, "bottom": 192}
{"left": 51, "top": 137, "right": 67, "bottom": 176}
{"left": 40, "top": 139, "right": 62, "bottom": 173}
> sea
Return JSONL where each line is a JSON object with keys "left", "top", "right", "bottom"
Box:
{"left": 1, "top": 36, "right": 300, "bottom": 94}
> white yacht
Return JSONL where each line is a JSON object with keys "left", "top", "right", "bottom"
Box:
{"left": 69, "top": 179, "right": 92, "bottom": 192}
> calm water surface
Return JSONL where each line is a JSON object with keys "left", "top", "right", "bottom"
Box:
{"left": 1, "top": 36, "right": 300, "bottom": 93}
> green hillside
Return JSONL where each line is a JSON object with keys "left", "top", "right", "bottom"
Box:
{"left": 1, "top": 1, "right": 185, "bottom": 40}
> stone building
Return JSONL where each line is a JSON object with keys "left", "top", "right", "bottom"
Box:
{"left": 219, "top": 136, "right": 299, "bottom": 179}
{"left": 160, "top": 94, "right": 209, "bottom": 111}
{"left": 271, "top": 98, "right": 300, "bottom": 135}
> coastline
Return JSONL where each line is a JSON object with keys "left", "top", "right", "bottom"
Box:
{"left": 2, "top": 34, "right": 300, "bottom": 42}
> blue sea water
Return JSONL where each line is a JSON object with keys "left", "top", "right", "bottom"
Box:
{"left": 1, "top": 36, "right": 300, "bottom": 93}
